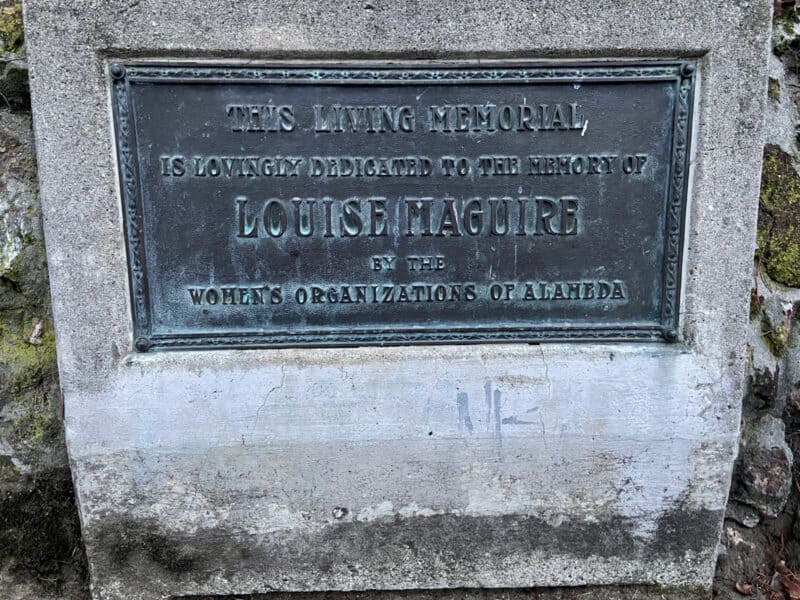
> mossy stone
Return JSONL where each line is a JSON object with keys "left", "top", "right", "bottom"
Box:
{"left": 0, "top": 1, "right": 23, "bottom": 54}
{"left": 757, "top": 145, "right": 800, "bottom": 287}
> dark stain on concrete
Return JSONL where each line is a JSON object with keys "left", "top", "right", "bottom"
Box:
{"left": 175, "top": 585, "right": 709, "bottom": 600}
{"left": 89, "top": 502, "right": 721, "bottom": 598}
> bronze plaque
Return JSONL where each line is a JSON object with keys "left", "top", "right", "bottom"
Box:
{"left": 110, "top": 62, "right": 695, "bottom": 351}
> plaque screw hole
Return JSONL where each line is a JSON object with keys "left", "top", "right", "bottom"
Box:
{"left": 135, "top": 337, "right": 151, "bottom": 352}
{"left": 664, "top": 329, "right": 679, "bottom": 342}
{"left": 681, "top": 63, "right": 695, "bottom": 77}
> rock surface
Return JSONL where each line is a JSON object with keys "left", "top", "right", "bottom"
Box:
{"left": 732, "top": 415, "right": 793, "bottom": 517}
{"left": 0, "top": 1, "right": 87, "bottom": 597}
{"left": 714, "top": 7, "right": 800, "bottom": 596}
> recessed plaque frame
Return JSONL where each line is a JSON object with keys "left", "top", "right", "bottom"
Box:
{"left": 110, "top": 61, "right": 696, "bottom": 351}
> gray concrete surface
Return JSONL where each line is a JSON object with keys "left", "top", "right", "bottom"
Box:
{"left": 22, "top": 1, "right": 772, "bottom": 599}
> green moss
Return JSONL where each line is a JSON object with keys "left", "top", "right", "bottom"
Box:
{"left": 0, "top": 239, "right": 59, "bottom": 449}
{"left": 0, "top": 320, "right": 58, "bottom": 437}
{"left": 0, "top": 1, "right": 23, "bottom": 54}
{"left": 757, "top": 145, "right": 800, "bottom": 287}
{"left": 12, "top": 389, "right": 59, "bottom": 444}
{"left": 0, "top": 323, "right": 54, "bottom": 385}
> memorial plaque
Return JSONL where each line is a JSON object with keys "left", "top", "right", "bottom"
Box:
{"left": 110, "top": 62, "right": 695, "bottom": 350}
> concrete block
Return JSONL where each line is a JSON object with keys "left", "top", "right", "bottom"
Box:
{"left": 22, "top": 1, "right": 772, "bottom": 598}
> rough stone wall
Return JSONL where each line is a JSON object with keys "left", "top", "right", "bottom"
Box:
{"left": 712, "top": 3, "right": 800, "bottom": 598}
{"left": 0, "top": 1, "right": 87, "bottom": 598}
{"left": 0, "top": 2, "right": 798, "bottom": 600}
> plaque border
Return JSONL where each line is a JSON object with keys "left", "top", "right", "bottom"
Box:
{"left": 109, "top": 61, "right": 696, "bottom": 352}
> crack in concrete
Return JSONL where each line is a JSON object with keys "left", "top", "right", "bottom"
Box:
{"left": 249, "top": 364, "right": 287, "bottom": 438}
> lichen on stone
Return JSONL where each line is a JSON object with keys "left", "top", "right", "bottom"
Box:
{"left": 0, "top": 240, "right": 60, "bottom": 452}
{"left": 0, "top": 1, "right": 23, "bottom": 55}
{"left": 2, "top": 332, "right": 58, "bottom": 445}
{"left": 757, "top": 144, "right": 800, "bottom": 288}
{"left": 0, "top": 32, "right": 87, "bottom": 590}
{"left": 761, "top": 311, "right": 792, "bottom": 357}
